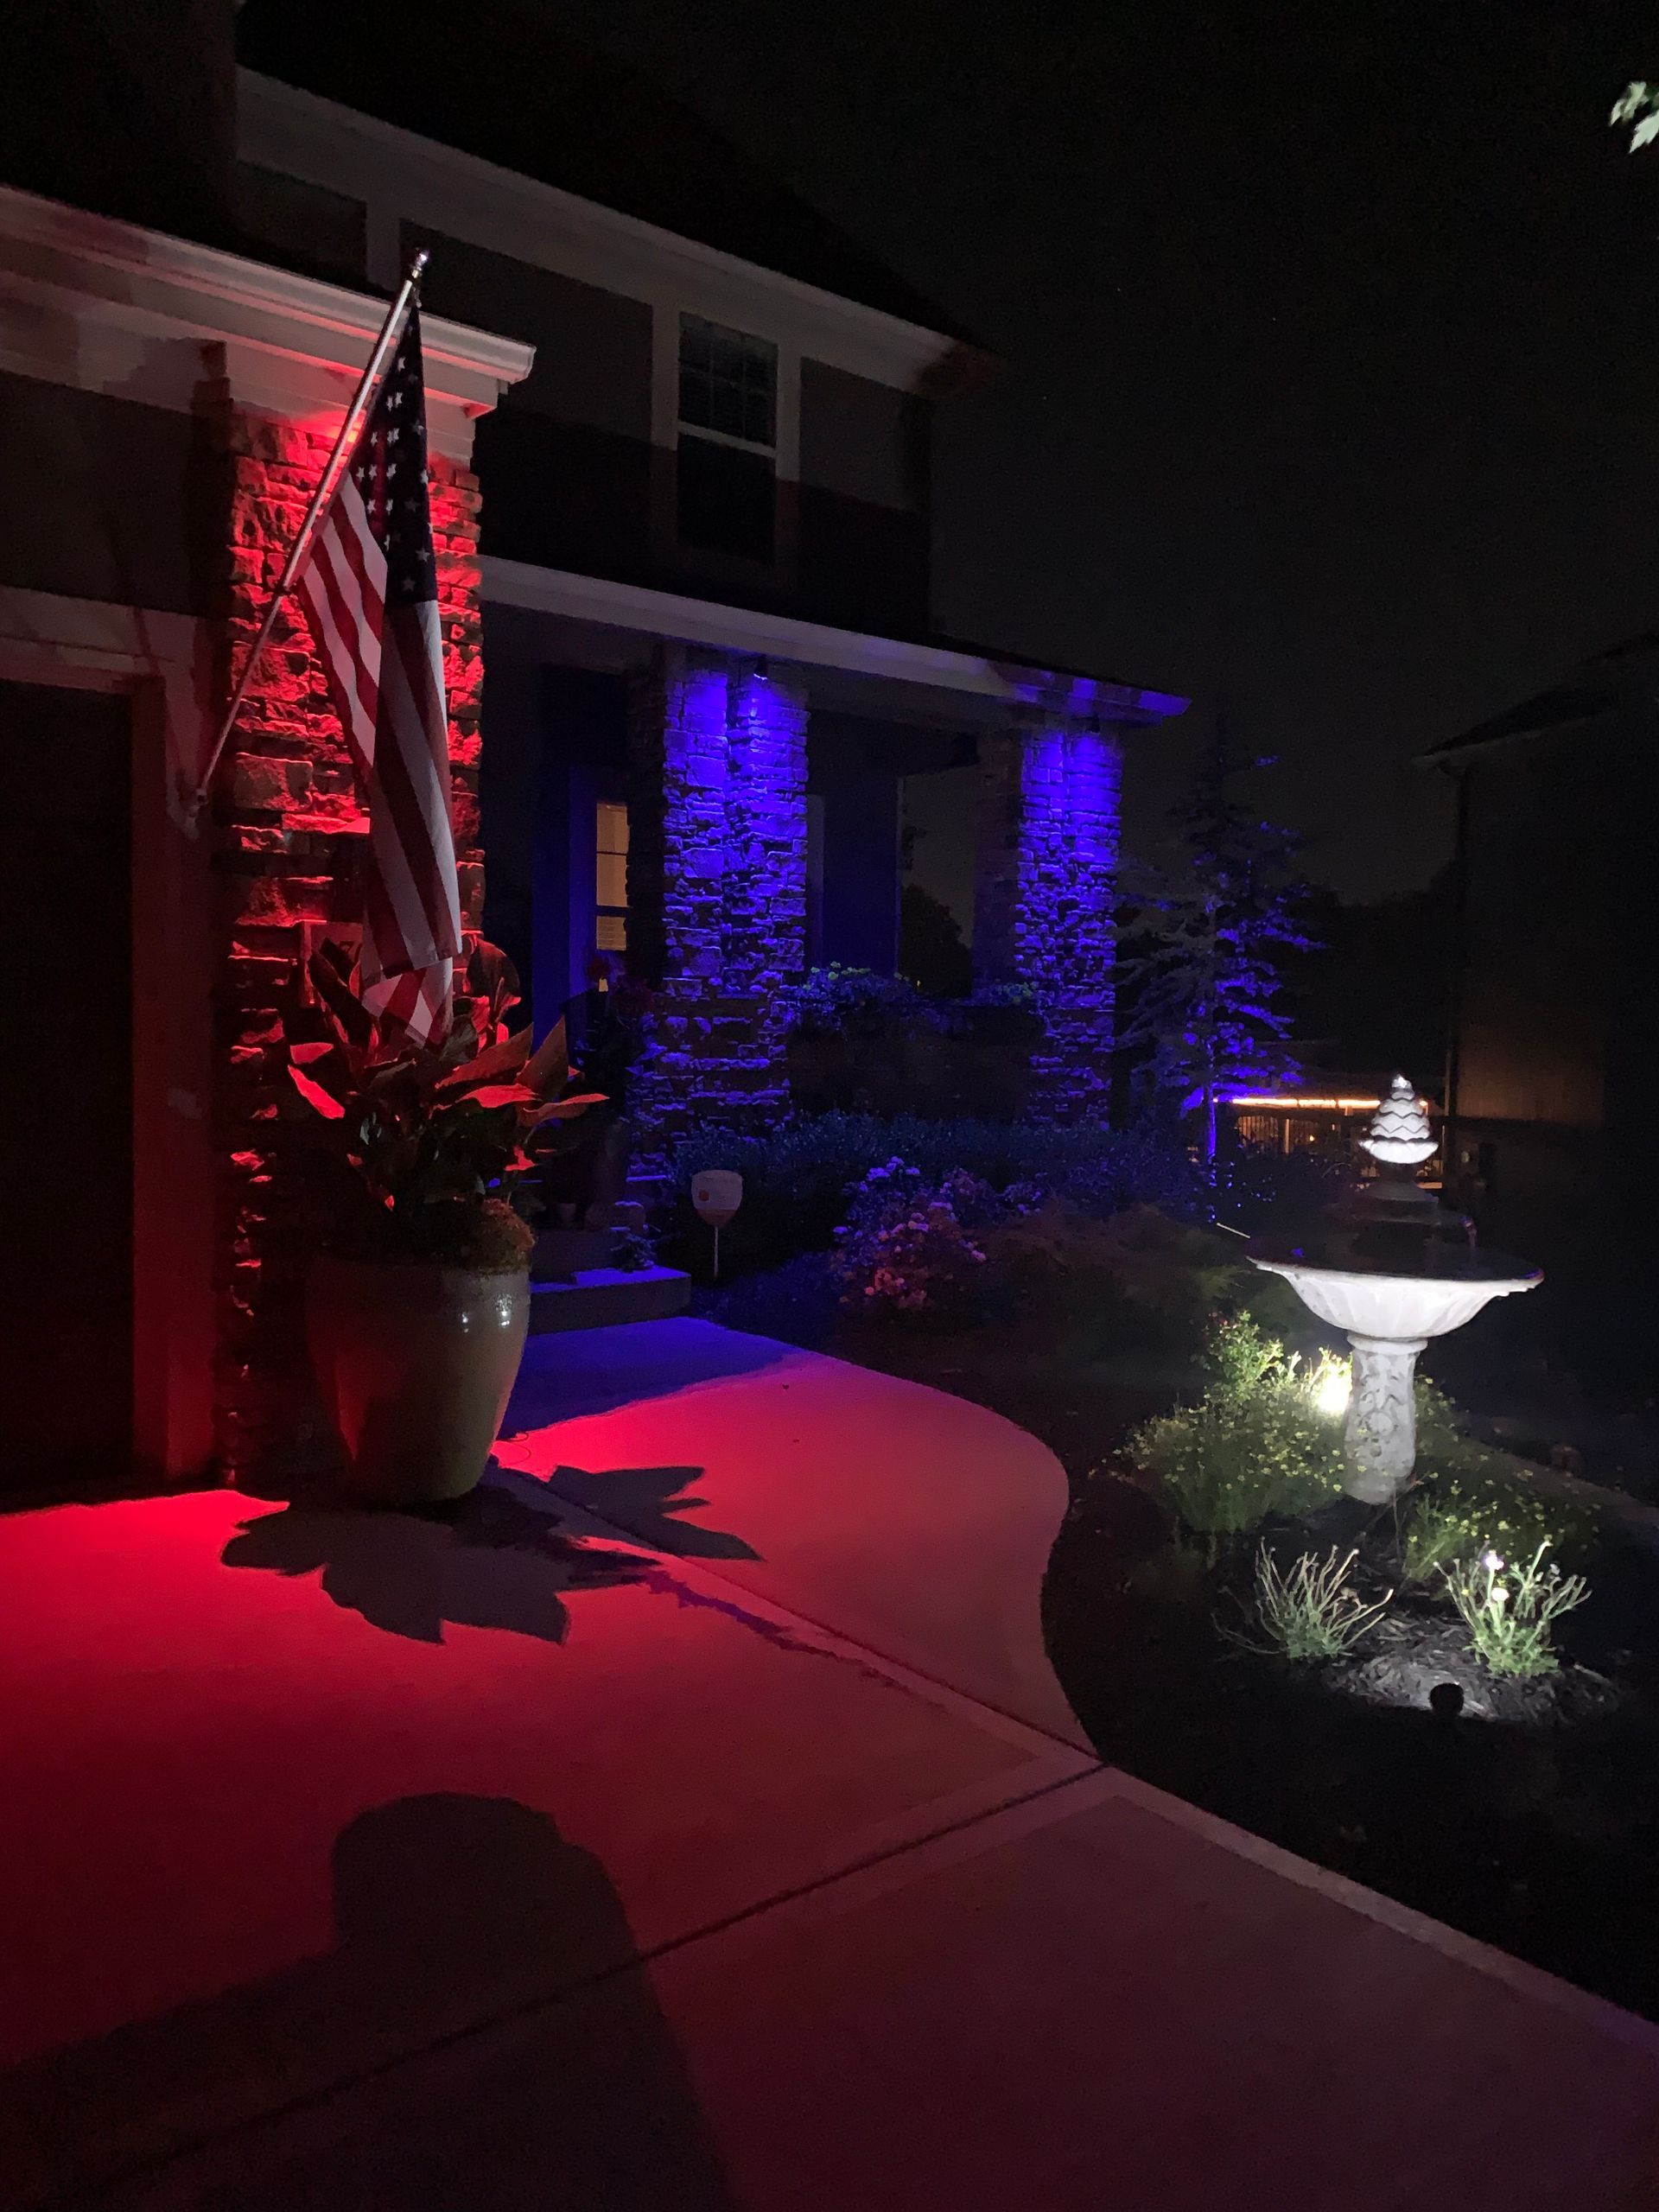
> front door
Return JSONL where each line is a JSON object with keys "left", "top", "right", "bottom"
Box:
{"left": 0, "top": 679, "right": 132, "bottom": 1498}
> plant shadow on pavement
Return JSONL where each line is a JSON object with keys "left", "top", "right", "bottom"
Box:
{"left": 220, "top": 1464, "right": 753, "bottom": 1645}
{"left": 0, "top": 1792, "right": 738, "bottom": 2211}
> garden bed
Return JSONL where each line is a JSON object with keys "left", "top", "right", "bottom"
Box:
{"left": 1043, "top": 1342, "right": 1659, "bottom": 2025}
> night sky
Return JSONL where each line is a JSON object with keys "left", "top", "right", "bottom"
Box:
{"left": 557, "top": 0, "right": 1659, "bottom": 899}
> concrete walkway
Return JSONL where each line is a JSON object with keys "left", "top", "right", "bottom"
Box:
{"left": 2, "top": 1320, "right": 1658, "bottom": 2208}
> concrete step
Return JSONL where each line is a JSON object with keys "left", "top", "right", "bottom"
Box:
{"left": 527, "top": 1265, "right": 691, "bottom": 1333}
{"left": 532, "top": 1225, "right": 618, "bottom": 1276}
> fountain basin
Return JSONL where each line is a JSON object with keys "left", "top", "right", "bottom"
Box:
{"left": 1250, "top": 1255, "right": 1540, "bottom": 1343}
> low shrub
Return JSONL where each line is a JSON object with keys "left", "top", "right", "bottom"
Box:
{"left": 1230, "top": 1546, "right": 1390, "bottom": 1662}
{"left": 1128, "top": 1317, "right": 1350, "bottom": 1541}
{"left": 789, "top": 965, "right": 940, "bottom": 1040}
{"left": 983, "top": 1201, "right": 1242, "bottom": 1332}
{"left": 789, "top": 965, "right": 1046, "bottom": 1042}
{"left": 1444, "top": 1543, "right": 1589, "bottom": 1677}
{"left": 665, "top": 1113, "right": 1201, "bottom": 1274}
{"left": 1206, "top": 1145, "right": 1351, "bottom": 1235}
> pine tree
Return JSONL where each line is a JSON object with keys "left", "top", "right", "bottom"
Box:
{"left": 1121, "top": 722, "right": 1313, "bottom": 1162}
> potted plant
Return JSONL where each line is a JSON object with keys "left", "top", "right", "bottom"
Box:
{"left": 285, "top": 938, "right": 602, "bottom": 1507}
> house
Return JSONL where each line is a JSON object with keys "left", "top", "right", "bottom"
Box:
{"left": 232, "top": 10, "right": 1186, "bottom": 1141}
{"left": 0, "top": 3, "right": 1182, "bottom": 1502}
{"left": 0, "top": 3, "right": 532, "bottom": 1497}
{"left": 1426, "top": 636, "right": 1659, "bottom": 1372}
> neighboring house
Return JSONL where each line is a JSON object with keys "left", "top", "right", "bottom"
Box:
{"left": 1426, "top": 638, "right": 1659, "bottom": 1370}
{"left": 232, "top": 16, "right": 1185, "bottom": 1139}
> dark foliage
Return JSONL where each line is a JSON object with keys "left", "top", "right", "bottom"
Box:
{"left": 1120, "top": 723, "right": 1315, "bottom": 1158}
{"left": 898, "top": 882, "right": 975, "bottom": 997}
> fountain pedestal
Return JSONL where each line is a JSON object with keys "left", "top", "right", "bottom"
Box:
{"left": 1344, "top": 1332, "right": 1428, "bottom": 1504}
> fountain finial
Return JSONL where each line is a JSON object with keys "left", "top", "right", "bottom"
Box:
{"left": 1360, "top": 1074, "right": 1437, "bottom": 1169}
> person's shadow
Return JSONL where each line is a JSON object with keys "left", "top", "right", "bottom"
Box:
{"left": 0, "top": 1794, "right": 737, "bottom": 2209}
{"left": 219, "top": 1465, "right": 753, "bottom": 1644}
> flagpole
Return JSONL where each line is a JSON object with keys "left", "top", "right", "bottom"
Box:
{"left": 187, "top": 249, "right": 430, "bottom": 823}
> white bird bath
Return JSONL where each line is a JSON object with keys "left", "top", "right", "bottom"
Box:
{"left": 1251, "top": 1250, "right": 1541, "bottom": 1503}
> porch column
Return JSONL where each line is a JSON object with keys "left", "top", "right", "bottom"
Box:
{"left": 211, "top": 409, "right": 489, "bottom": 1477}
{"left": 973, "top": 717, "right": 1122, "bottom": 1122}
{"left": 628, "top": 645, "right": 809, "bottom": 1138}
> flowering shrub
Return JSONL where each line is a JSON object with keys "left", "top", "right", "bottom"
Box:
{"left": 830, "top": 1160, "right": 990, "bottom": 1317}
{"left": 1443, "top": 1544, "right": 1588, "bottom": 1677}
{"left": 1127, "top": 1317, "right": 1350, "bottom": 1540}
{"left": 1401, "top": 1450, "right": 1596, "bottom": 1581}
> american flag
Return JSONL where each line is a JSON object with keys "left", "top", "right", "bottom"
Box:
{"left": 297, "top": 304, "right": 461, "bottom": 1045}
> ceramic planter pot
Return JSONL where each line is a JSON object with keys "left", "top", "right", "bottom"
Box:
{"left": 308, "top": 1257, "right": 530, "bottom": 1508}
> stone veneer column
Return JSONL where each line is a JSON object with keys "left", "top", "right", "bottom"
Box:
{"left": 974, "top": 718, "right": 1122, "bottom": 1122}
{"left": 207, "top": 391, "right": 485, "bottom": 1476}
{"left": 627, "top": 646, "right": 809, "bottom": 1140}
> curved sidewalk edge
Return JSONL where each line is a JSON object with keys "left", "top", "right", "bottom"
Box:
{"left": 499, "top": 1317, "right": 1091, "bottom": 1751}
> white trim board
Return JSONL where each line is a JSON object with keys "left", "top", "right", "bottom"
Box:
{"left": 481, "top": 556, "right": 1188, "bottom": 726}
{"left": 238, "top": 70, "right": 972, "bottom": 395}
{"left": 0, "top": 182, "right": 534, "bottom": 458}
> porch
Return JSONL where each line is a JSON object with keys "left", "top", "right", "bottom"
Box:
{"left": 477, "top": 556, "right": 1186, "bottom": 1136}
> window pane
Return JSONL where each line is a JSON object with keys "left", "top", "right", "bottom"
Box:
{"left": 677, "top": 315, "right": 776, "bottom": 448}
{"left": 596, "top": 853, "right": 627, "bottom": 908}
{"left": 595, "top": 913, "right": 628, "bottom": 952}
{"left": 741, "top": 385, "right": 772, "bottom": 444}
{"left": 677, "top": 434, "right": 775, "bottom": 563}
{"left": 706, "top": 376, "right": 748, "bottom": 441}
{"left": 596, "top": 801, "right": 629, "bottom": 857}
{"left": 237, "top": 162, "right": 366, "bottom": 286}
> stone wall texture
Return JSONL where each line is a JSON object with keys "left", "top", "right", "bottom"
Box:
{"left": 207, "top": 390, "right": 484, "bottom": 1475}
{"left": 627, "top": 646, "right": 809, "bottom": 1141}
{"left": 973, "top": 721, "right": 1122, "bottom": 1122}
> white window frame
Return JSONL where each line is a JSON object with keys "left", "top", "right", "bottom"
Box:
{"left": 594, "top": 797, "right": 629, "bottom": 957}
{"left": 651, "top": 302, "right": 799, "bottom": 589}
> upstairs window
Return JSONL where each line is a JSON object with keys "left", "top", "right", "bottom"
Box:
{"left": 594, "top": 800, "right": 629, "bottom": 955}
{"left": 676, "top": 315, "right": 777, "bottom": 564}
{"left": 235, "top": 162, "right": 366, "bottom": 287}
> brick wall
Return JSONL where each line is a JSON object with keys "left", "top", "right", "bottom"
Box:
{"left": 973, "top": 721, "right": 1122, "bottom": 1122}
{"left": 207, "top": 391, "right": 484, "bottom": 1475}
{"left": 626, "top": 645, "right": 809, "bottom": 1141}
